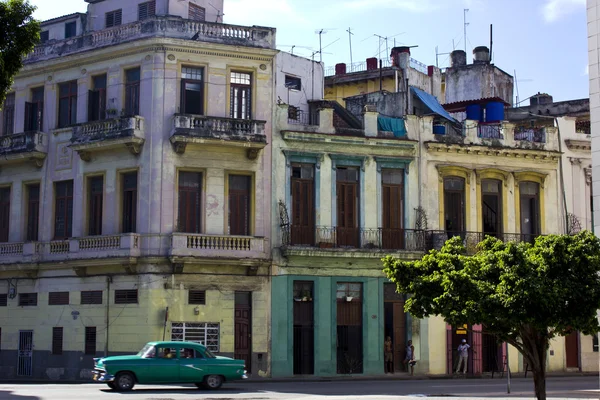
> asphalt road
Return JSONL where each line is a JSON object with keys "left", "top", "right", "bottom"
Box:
{"left": 0, "top": 376, "right": 598, "bottom": 400}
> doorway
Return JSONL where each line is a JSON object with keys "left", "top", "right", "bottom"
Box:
{"left": 293, "top": 281, "right": 314, "bottom": 375}
{"left": 565, "top": 331, "right": 579, "bottom": 369}
{"left": 17, "top": 330, "right": 33, "bottom": 377}
{"left": 444, "top": 177, "right": 465, "bottom": 235}
{"left": 481, "top": 331, "right": 502, "bottom": 373}
{"left": 336, "top": 282, "right": 363, "bottom": 374}
{"left": 384, "top": 283, "right": 406, "bottom": 372}
{"left": 234, "top": 292, "right": 252, "bottom": 373}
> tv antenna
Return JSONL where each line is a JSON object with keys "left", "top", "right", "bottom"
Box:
{"left": 279, "top": 44, "right": 313, "bottom": 55}
{"left": 463, "top": 9, "right": 469, "bottom": 54}
{"left": 208, "top": 3, "right": 224, "bottom": 23}
{"left": 315, "top": 28, "right": 336, "bottom": 62}
{"left": 514, "top": 69, "right": 534, "bottom": 107}
{"left": 364, "top": 32, "right": 405, "bottom": 61}
{"left": 435, "top": 46, "right": 452, "bottom": 67}
{"left": 346, "top": 27, "right": 355, "bottom": 65}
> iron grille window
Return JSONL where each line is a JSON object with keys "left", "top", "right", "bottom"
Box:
{"left": 48, "top": 292, "right": 69, "bottom": 306}
{"left": 88, "top": 75, "right": 107, "bottom": 122}
{"left": 58, "top": 81, "right": 77, "bottom": 128}
{"left": 0, "top": 187, "right": 10, "bottom": 243}
{"left": 2, "top": 92, "right": 15, "bottom": 135}
{"left": 64, "top": 21, "right": 76, "bottom": 38}
{"left": 178, "top": 171, "right": 203, "bottom": 233}
{"left": 19, "top": 293, "right": 38, "bottom": 306}
{"left": 88, "top": 176, "right": 104, "bottom": 236}
{"left": 25, "top": 87, "right": 44, "bottom": 131}
{"left": 285, "top": 75, "right": 301, "bottom": 91}
{"left": 181, "top": 67, "right": 204, "bottom": 115}
{"left": 125, "top": 68, "right": 140, "bottom": 116}
{"left": 115, "top": 289, "right": 138, "bottom": 304}
{"left": 85, "top": 327, "right": 96, "bottom": 355}
{"left": 52, "top": 327, "right": 63, "bottom": 355}
{"left": 54, "top": 180, "right": 73, "bottom": 239}
{"left": 171, "top": 322, "right": 219, "bottom": 352}
{"left": 188, "top": 290, "right": 206, "bottom": 305}
{"left": 230, "top": 72, "right": 252, "bottom": 119}
{"left": 138, "top": 1, "right": 156, "bottom": 20}
{"left": 189, "top": 3, "right": 206, "bottom": 21}
{"left": 81, "top": 290, "right": 103, "bottom": 305}
{"left": 26, "top": 184, "right": 40, "bottom": 241}
{"left": 105, "top": 9, "right": 122, "bottom": 28}
{"left": 40, "top": 31, "right": 49, "bottom": 42}
{"left": 0, "top": 294, "right": 7, "bottom": 306}
{"left": 228, "top": 175, "right": 251, "bottom": 236}
{"left": 122, "top": 172, "right": 138, "bottom": 233}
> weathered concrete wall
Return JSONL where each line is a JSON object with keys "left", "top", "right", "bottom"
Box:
{"left": 88, "top": 0, "right": 169, "bottom": 31}
{"left": 445, "top": 63, "right": 513, "bottom": 105}
{"left": 41, "top": 14, "right": 85, "bottom": 41}
{"left": 168, "top": 0, "right": 225, "bottom": 23}
{"left": 324, "top": 75, "right": 397, "bottom": 107}
{"left": 276, "top": 52, "right": 323, "bottom": 115}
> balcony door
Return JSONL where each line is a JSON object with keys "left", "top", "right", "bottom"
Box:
{"left": 336, "top": 167, "right": 359, "bottom": 247}
{"left": 291, "top": 164, "right": 315, "bottom": 246}
{"left": 25, "top": 87, "right": 44, "bottom": 131}
{"left": 230, "top": 72, "right": 251, "bottom": 120}
{"left": 229, "top": 175, "right": 251, "bottom": 236}
{"left": 178, "top": 171, "right": 203, "bottom": 233}
{"left": 482, "top": 179, "right": 502, "bottom": 238}
{"left": 444, "top": 177, "right": 465, "bottom": 235}
{"left": 519, "top": 182, "right": 540, "bottom": 242}
{"left": 382, "top": 169, "right": 404, "bottom": 249}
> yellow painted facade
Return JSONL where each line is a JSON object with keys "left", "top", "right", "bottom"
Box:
{"left": 324, "top": 76, "right": 397, "bottom": 107}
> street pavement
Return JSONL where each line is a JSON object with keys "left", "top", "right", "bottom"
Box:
{"left": 0, "top": 376, "right": 598, "bottom": 400}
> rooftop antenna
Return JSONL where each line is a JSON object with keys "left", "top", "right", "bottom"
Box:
{"left": 315, "top": 29, "right": 336, "bottom": 63}
{"left": 346, "top": 27, "right": 354, "bottom": 65}
{"left": 278, "top": 45, "right": 313, "bottom": 55}
{"left": 514, "top": 69, "right": 534, "bottom": 106}
{"left": 208, "top": 3, "right": 224, "bottom": 23}
{"left": 435, "top": 45, "right": 452, "bottom": 68}
{"left": 463, "top": 9, "right": 469, "bottom": 54}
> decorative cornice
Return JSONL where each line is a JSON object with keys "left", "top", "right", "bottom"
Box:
{"left": 282, "top": 150, "right": 324, "bottom": 169}
{"left": 585, "top": 167, "right": 592, "bottom": 185}
{"left": 564, "top": 139, "right": 591, "bottom": 151}
{"left": 425, "top": 142, "right": 560, "bottom": 162}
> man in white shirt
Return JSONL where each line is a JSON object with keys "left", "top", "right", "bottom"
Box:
{"left": 456, "top": 339, "right": 470, "bottom": 374}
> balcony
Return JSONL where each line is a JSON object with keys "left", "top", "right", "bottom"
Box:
{"left": 514, "top": 127, "right": 546, "bottom": 143}
{"left": 170, "top": 233, "right": 267, "bottom": 261}
{"left": 70, "top": 116, "right": 145, "bottom": 161}
{"left": 426, "top": 231, "right": 540, "bottom": 255}
{"left": 0, "top": 131, "right": 48, "bottom": 167}
{"left": 170, "top": 115, "right": 267, "bottom": 158}
{"left": 24, "top": 17, "right": 275, "bottom": 64}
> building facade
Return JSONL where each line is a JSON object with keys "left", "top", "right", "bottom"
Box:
{"left": 0, "top": 0, "right": 276, "bottom": 380}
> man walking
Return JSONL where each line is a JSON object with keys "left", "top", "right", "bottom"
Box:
{"left": 456, "top": 339, "right": 470, "bottom": 374}
{"left": 384, "top": 336, "right": 394, "bottom": 374}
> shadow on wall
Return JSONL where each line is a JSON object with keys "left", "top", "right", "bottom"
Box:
{"left": 0, "top": 391, "right": 40, "bottom": 400}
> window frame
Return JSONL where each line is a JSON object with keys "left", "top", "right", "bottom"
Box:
{"left": 285, "top": 75, "right": 302, "bottom": 91}
{"left": 171, "top": 322, "right": 220, "bottom": 353}
{"left": 229, "top": 71, "right": 252, "bottom": 120}
{"left": 88, "top": 175, "right": 104, "bottom": 236}
{"left": 25, "top": 86, "right": 44, "bottom": 131}
{"left": 443, "top": 176, "right": 466, "bottom": 233}
{"left": 48, "top": 291, "right": 69, "bottom": 306}
{"left": 0, "top": 293, "right": 7, "bottom": 307}
{"left": 178, "top": 171, "right": 203, "bottom": 233}
{"left": 188, "top": 290, "right": 206, "bottom": 305}
{"left": 115, "top": 289, "right": 138, "bottom": 304}
{"left": 58, "top": 81, "right": 78, "bottom": 128}
{"left": 121, "top": 171, "right": 138, "bottom": 233}
{"left": 138, "top": 0, "right": 156, "bottom": 21}
{"left": 180, "top": 66, "right": 204, "bottom": 115}
{"left": 81, "top": 290, "right": 103, "bottom": 305}
{"left": 188, "top": 3, "right": 206, "bottom": 21}
{"left": 2, "top": 92, "right": 15, "bottom": 136}
{"left": 124, "top": 67, "right": 141, "bottom": 116}
{"left": 52, "top": 327, "right": 64, "bottom": 355}
{"left": 105, "top": 9, "right": 122, "bottom": 28}
{"left": 40, "top": 31, "right": 49, "bottom": 42}
{"left": 18, "top": 293, "right": 38, "bottom": 307}
{"left": 227, "top": 174, "right": 252, "bottom": 236}
{"left": 88, "top": 74, "right": 107, "bottom": 122}
{"left": 54, "top": 180, "right": 74, "bottom": 240}
{"left": 0, "top": 186, "right": 10, "bottom": 243}
{"left": 26, "top": 183, "right": 40, "bottom": 242}
{"left": 85, "top": 326, "right": 96, "bottom": 355}
{"left": 64, "top": 21, "right": 77, "bottom": 39}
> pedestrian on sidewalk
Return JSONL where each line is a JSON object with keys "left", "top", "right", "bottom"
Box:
{"left": 404, "top": 340, "right": 416, "bottom": 376}
{"left": 384, "top": 336, "right": 394, "bottom": 374}
{"left": 455, "top": 339, "right": 470, "bottom": 374}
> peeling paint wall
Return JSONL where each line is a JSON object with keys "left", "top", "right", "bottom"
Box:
{"left": 275, "top": 52, "right": 323, "bottom": 115}
{"left": 445, "top": 63, "right": 513, "bottom": 105}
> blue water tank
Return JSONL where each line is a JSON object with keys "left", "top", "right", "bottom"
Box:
{"left": 465, "top": 104, "right": 481, "bottom": 121}
{"left": 433, "top": 124, "right": 446, "bottom": 135}
{"left": 485, "top": 101, "right": 505, "bottom": 122}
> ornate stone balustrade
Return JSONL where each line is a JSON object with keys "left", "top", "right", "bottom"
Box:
{"left": 170, "top": 233, "right": 267, "bottom": 258}
{"left": 0, "top": 131, "right": 47, "bottom": 167}
{"left": 70, "top": 116, "right": 145, "bottom": 160}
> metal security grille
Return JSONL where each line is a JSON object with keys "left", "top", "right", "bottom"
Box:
{"left": 85, "top": 327, "right": 96, "bottom": 355}
{"left": 17, "top": 331, "right": 33, "bottom": 376}
{"left": 81, "top": 291, "right": 103, "bottom": 305}
{"left": 115, "top": 289, "right": 138, "bottom": 304}
{"left": 48, "top": 292, "right": 69, "bottom": 305}
{"left": 0, "top": 294, "right": 7, "bottom": 306}
{"left": 18, "top": 293, "right": 37, "bottom": 306}
{"left": 171, "top": 322, "right": 219, "bottom": 352}
{"left": 52, "top": 327, "right": 63, "bottom": 355}
{"left": 188, "top": 290, "right": 206, "bottom": 305}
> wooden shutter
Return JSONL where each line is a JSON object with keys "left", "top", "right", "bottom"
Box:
{"left": 54, "top": 181, "right": 73, "bottom": 239}
{"left": 89, "top": 176, "right": 103, "bottom": 236}
{"left": 229, "top": 175, "right": 251, "bottom": 236}
{"left": 24, "top": 102, "right": 33, "bottom": 131}
{"left": 122, "top": 172, "right": 137, "bottom": 233}
{"left": 0, "top": 187, "right": 10, "bottom": 243}
{"left": 382, "top": 182, "right": 404, "bottom": 249}
{"left": 88, "top": 90, "right": 99, "bottom": 121}
{"left": 138, "top": 1, "right": 156, "bottom": 20}
{"left": 48, "top": 292, "right": 69, "bottom": 305}
{"left": 27, "top": 184, "right": 40, "bottom": 241}
{"left": 178, "top": 172, "right": 202, "bottom": 233}
{"left": 291, "top": 175, "right": 314, "bottom": 245}
{"left": 336, "top": 180, "right": 358, "bottom": 247}
{"left": 189, "top": 3, "right": 206, "bottom": 21}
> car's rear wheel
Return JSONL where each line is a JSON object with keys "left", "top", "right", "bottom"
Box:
{"left": 107, "top": 382, "right": 116, "bottom": 390}
{"left": 203, "top": 374, "right": 223, "bottom": 390}
{"left": 115, "top": 372, "right": 135, "bottom": 391}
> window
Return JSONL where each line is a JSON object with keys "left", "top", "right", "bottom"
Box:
{"left": 2, "top": 92, "right": 15, "bottom": 135}
{"left": 382, "top": 169, "right": 404, "bottom": 249}
{"left": 188, "top": 290, "right": 206, "bottom": 305}
{"left": 0, "top": 187, "right": 10, "bottom": 243}
{"left": 88, "top": 176, "right": 103, "bottom": 236}
{"left": 336, "top": 167, "right": 359, "bottom": 247}
{"left": 52, "top": 327, "right": 63, "bottom": 355}
{"left": 85, "top": 327, "right": 96, "bottom": 355}
{"left": 520, "top": 181, "right": 540, "bottom": 239}
{"left": 25, "top": 87, "right": 44, "bottom": 131}
{"left": 81, "top": 290, "right": 103, "bottom": 305}
{"left": 482, "top": 179, "right": 502, "bottom": 237}
{"left": 181, "top": 67, "right": 203, "bottom": 115}
{"left": 228, "top": 175, "right": 251, "bottom": 235}
{"left": 54, "top": 180, "right": 73, "bottom": 239}
{"left": 336, "top": 282, "right": 362, "bottom": 302}
{"left": 122, "top": 172, "right": 138, "bottom": 233}
{"left": 138, "top": 1, "right": 156, "bottom": 20}
{"left": 88, "top": 75, "right": 107, "bottom": 122}
{"left": 58, "top": 81, "right": 77, "bottom": 128}
{"left": 48, "top": 292, "right": 69, "bottom": 305}
{"left": 19, "top": 293, "right": 38, "bottom": 306}
{"left": 0, "top": 294, "right": 7, "bottom": 307}
{"left": 115, "top": 289, "right": 138, "bottom": 304}
{"left": 293, "top": 281, "right": 314, "bottom": 300}
{"left": 171, "top": 322, "right": 220, "bottom": 352}
{"left": 189, "top": 3, "right": 206, "bottom": 21}
{"left": 444, "top": 177, "right": 465, "bottom": 233}
{"left": 285, "top": 75, "right": 301, "bottom": 91}
{"left": 64, "top": 21, "right": 76, "bottom": 38}
{"left": 40, "top": 31, "right": 49, "bottom": 42}
{"left": 594, "top": 334, "right": 599, "bottom": 352}
{"left": 230, "top": 72, "right": 252, "bottom": 119}
{"left": 105, "top": 9, "right": 122, "bottom": 28}
{"left": 125, "top": 68, "right": 140, "bottom": 116}
{"left": 291, "top": 164, "right": 315, "bottom": 246}
{"left": 178, "top": 172, "right": 202, "bottom": 233}
{"left": 26, "top": 183, "right": 40, "bottom": 241}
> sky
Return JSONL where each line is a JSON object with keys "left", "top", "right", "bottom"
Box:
{"left": 30, "top": 0, "right": 589, "bottom": 104}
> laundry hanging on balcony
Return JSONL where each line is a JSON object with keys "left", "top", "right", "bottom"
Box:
{"left": 377, "top": 116, "right": 407, "bottom": 138}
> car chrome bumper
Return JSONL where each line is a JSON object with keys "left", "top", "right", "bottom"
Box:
{"left": 241, "top": 374, "right": 248, "bottom": 379}
{"left": 93, "top": 370, "right": 115, "bottom": 382}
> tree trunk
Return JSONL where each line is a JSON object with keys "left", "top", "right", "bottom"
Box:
{"left": 521, "top": 328, "right": 549, "bottom": 400}
{"left": 531, "top": 364, "right": 547, "bottom": 400}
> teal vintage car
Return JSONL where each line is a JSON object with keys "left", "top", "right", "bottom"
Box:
{"left": 92, "top": 341, "right": 247, "bottom": 391}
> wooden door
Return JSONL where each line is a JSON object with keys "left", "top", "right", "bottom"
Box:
{"left": 336, "top": 283, "right": 363, "bottom": 374}
{"left": 565, "top": 331, "right": 579, "bottom": 369}
{"left": 229, "top": 175, "right": 251, "bottom": 236}
{"left": 234, "top": 292, "right": 252, "bottom": 372}
{"left": 382, "top": 184, "right": 404, "bottom": 249}
{"left": 291, "top": 165, "right": 315, "bottom": 246}
{"left": 0, "top": 187, "right": 10, "bottom": 242}
{"left": 293, "top": 281, "right": 314, "bottom": 375}
{"left": 337, "top": 171, "right": 359, "bottom": 247}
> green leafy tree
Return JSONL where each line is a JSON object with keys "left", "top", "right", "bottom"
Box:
{"left": 0, "top": 0, "right": 40, "bottom": 106}
{"left": 383, "top": 231, "right": 600, "bottom": 400}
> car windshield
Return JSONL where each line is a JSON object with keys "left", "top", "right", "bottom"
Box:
{"left": 203, "top": 348, "right": 217, "bottom": 358}
{"left": 137, "top": 344, "right": 155, "bottom": 358}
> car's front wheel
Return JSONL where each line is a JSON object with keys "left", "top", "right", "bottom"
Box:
{"left": 203, "top": 374, "right": 223, "bottom": 390}
{"left": 114, "top": 372, "right": 135, "bottom": 391}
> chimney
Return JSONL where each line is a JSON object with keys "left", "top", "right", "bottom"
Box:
{"left": 391, "top": 46, "right": 411, "bottom": 70}
{"left": 450, "top": 50, "right": 467, "bottom": 68}
{"left": 473, "top": 46, "right": 490, "bottom": 64}
{"left": 335, "top": 63, "right": 347, "bottom": 75}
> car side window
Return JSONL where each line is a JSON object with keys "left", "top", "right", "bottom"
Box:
{"left": 157, "top": 347, "right": 177, "bottom": 359}
{"left": 182, "top": 348, "right": 202, "bottom": 359}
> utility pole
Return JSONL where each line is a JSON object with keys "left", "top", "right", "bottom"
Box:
{"left": 464, "top": 9, "right": 469, "bottom": 54}
{"left": 347, "top": 27, "right": 354, "bottom": 65}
